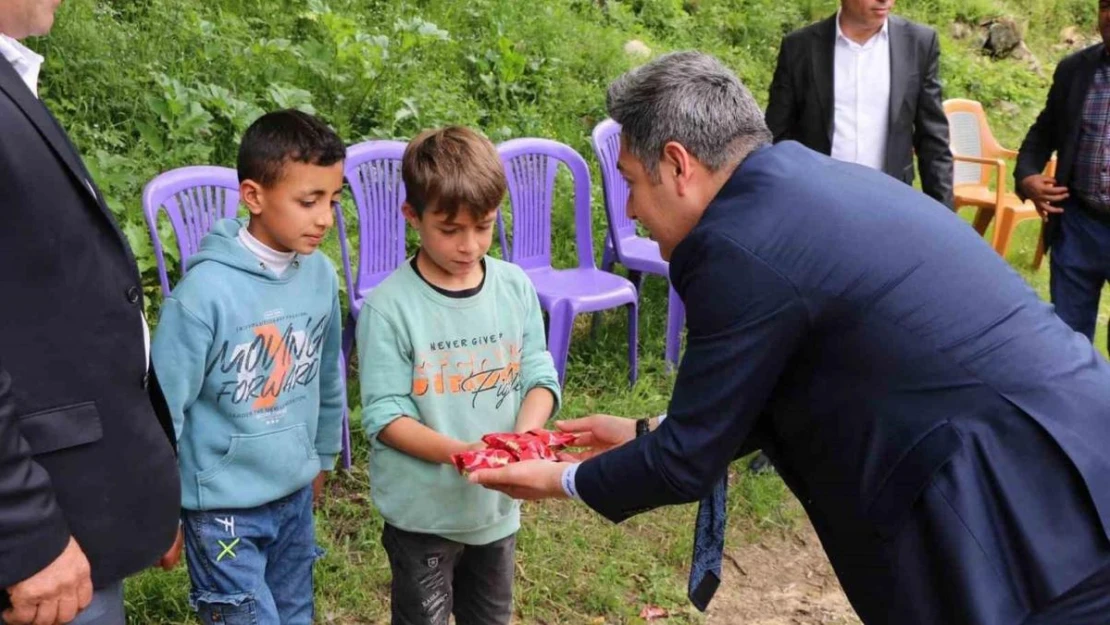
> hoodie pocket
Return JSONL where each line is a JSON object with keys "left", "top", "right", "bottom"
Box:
{"left": 196, "top": 424, "right": 318, "bottom": 510}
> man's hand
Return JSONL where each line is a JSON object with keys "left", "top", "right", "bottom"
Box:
{"left": 1020, "top": 174, "right": 1069, "bottom": 219}
{"left": 3, "top": 537, "right": 93, "bottom": 625}
{"left": 157, "top": 527, "right": 184, "bottom": 571}
{"left": 554, "top": 414, "right": 637, "bottom": 462}
{"left": 468, "top": 460, "right": 569, "bottom": 500}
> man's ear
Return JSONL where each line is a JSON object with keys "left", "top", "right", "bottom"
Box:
{"left": 240, "top": 180, "right": 264, "bottom": 216}
{"left": 661, "top": 141, "right": 694, "bottom": 196}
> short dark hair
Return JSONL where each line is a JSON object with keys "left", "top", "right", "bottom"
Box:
{"left": 402, "top": 126, "right": 506, "bottom": 221}
{"left": 237, "top": 110, "right": 346, "bottom": 188}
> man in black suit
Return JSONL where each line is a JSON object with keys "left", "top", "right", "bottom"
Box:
{"left": 0, "top": 2, "right": 180, "bottom": 624}
{"left": 1015, "top": 1, "right": 1110, "bottom": 351}
{"left": 766, "top": 0, "right": 953, "bottom": 208}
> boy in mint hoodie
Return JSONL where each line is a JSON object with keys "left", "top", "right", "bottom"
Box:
{"left": 152, "top": 110, "right": 346, "bottom": 625}
{"left": 357, "top": 126, "right": 561, "bottom": 625}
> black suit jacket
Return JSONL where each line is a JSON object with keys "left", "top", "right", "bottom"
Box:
{"left": 576, "top": 143, "right": 1110, "bottom": 622}
{"left": 766, "top": 15, "right": 954, "bottom": 208}
{"left": 1016, "top": 44, "right": 1104, "bottom": 248}
{"left": 0, "top": 58, "right": 180, "bottom": 593}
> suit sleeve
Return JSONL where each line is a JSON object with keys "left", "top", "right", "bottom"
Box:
{"left": 0, "top": 361, "right": 72, "bottom": 588}
{"left": 913, "top": 31, "right": 954, "bottom": 209}
{"left": 766, "top": 37, "right": 798, "bottom": 144}
{"left": 576, "top": 232, "right": 809, "bottom": 523}
{"left": 1015, "top": 61, "right": 1067, "bottom": 198}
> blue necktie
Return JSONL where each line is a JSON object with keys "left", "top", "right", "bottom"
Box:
{"left": 688, "top": 476, "right": 727, "bottom": 612}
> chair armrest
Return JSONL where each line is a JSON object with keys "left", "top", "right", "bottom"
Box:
{"left": 953, "top": 155, "right": 1007, "bottom": 209}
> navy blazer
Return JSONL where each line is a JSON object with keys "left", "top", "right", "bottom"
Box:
{"left": 576, "top": 142, "right": 1110, "bottom": 623}
{"left": 0, "top": 57, "right": 180, "bottom": 595}
{"left": 1015, "top": 43, "right": 1104, "bottom": 248}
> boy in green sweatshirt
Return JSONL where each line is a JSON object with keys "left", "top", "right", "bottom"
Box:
{"left": 357, "top": 126, "right": 561, "bottom": 625}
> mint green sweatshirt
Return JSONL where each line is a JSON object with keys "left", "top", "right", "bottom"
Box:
{"left": 357, "top": 257, "right": 561, "bottom": 545}
{"left": 152, "top": 218, "right": 344, "bottom": 511}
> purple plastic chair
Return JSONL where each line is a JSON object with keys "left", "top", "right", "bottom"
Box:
{"left": 592, "top": 119, "right": 685, "bottom": 369}
{"left": 497, "top": 138, "right": 639, "bottom": 385}
{"left": 142, "top": 166, "right": 354, "bottom": 470}
{"left": 335, "top": 140, "right": 409, "bottom": 322}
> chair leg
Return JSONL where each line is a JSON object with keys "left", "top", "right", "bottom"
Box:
{"left": 627, "top": 300, "right": 639, "bottom": 386}
{"left": 991, "top": 207, "right": 1018, "bottom": 259}
{"left": 972, "top": 208, "right": 994, "bottom": 236}
{"left": 664, "top": 284, "right": 684, "bottom": 372}
{"left": 601, "top": 241, "right": 615, "bottom": 273}
{"left": 338, "top": 351, "right": 352, "bottom": 471}
{"left": 628, "top": 270, "right": 644, "bottom": 292}
{"left": 1033, "top": 224, "right": 1047, "bottom": 270}
{"left": 547, "top": 301, "right": 575, "bottom": 386}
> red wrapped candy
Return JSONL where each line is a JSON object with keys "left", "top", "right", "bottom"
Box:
{"left": 452, "top": 449, "right": 514, "bottom": 475}
{"left": 454, "top": 429, "right": 578, "bottom": 475}
{"left": 526, "top": 428, "right": 577, "bottom": 450}
{"left": 514, "top": 437, "right": 558, "bottom": 461}
{"left": 481, "top": 432, "right": 533, "bottom": 454}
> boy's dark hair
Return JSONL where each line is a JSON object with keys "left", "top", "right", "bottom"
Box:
{"left": 237, "top": 109, "right": 346, "bottom": 187}
{"left": 402, "top": 126, "right": 506, "bottom": 221}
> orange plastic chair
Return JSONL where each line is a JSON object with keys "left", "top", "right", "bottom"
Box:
{"left": 944, "top": 98, "right": 1052, "bottom": 268}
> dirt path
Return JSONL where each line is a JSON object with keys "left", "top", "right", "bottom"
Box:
{"left": 704, "top": 523, "right": 861, "bottom": 625}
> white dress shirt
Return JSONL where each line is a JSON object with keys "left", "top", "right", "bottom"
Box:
{"left": 0, "top": 34, "right": 44, "bottom": 97}
{"left": 830, "top": 13, "right": 891, "bottom": 171}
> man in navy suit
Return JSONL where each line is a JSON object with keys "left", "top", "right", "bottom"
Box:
{"left": 471, "top": 51, "right": 1110, "bottom": 624}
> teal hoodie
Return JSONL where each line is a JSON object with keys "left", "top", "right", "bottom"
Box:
{"left": 152, "top": 218, "right": 344, "bottom": 511}
{"left": 357, "top": 257, "right": 561, "bottom": 545}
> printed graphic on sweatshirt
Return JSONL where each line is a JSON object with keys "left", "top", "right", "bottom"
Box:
{"left": 412, "top": 333, "right": 522, "bottom": 409}
{"left": 205, "top": 310, "right": 329, "bottom": 421}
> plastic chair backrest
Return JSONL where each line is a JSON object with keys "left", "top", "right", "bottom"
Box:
{"left": 944, "top": 99, "right": 1005, "bottom": 188}
{"left": 591, "top": 119, "right": 636, "bottom": 259}
{"left": 339, "top": 140, "right": 409, "bottom": 311}
{"left": 141, "top": 166, "right": 241, "bottom": 296}
{"left": 497, "top": 138, "right": 596, "bottom": 271}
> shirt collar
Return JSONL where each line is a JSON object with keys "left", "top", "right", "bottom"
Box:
{"left": 835, "top": 9, "right": 890, "bottom": 48}
{"left": 0, "top": 33, "right": 44, "bottom": 96}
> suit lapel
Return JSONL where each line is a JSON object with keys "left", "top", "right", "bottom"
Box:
{"left": 0, "top": 58, "right": 99, "bottom": 204}
{"left": 1067, "top": 46, "right": 1101, "bottom": 124}
{"left": 887, "top": 17, "right": 910, "bottom": 129}
{"left": 0, "top": 57, "right": 135, "bottom": 262}
{"left": 811, "top": 16, "right": 836, "bottom": 143}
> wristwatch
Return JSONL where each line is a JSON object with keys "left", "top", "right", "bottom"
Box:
{"left": 635, "top": 417, "right": 650, "bottom": 438}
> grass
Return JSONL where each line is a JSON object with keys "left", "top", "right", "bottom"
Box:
{"left": 31, "top": 0, "right": 1110, "bottom": 622}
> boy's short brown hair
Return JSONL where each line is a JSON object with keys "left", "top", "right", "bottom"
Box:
{"left": 402, "top": 126, "right": 506, "bottom": 221}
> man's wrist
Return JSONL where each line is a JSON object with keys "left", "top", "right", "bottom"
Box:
{"left": 561, "top": 463, "right": 582, "bottom": 500}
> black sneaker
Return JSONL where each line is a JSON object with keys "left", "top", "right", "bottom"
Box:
{"left": 748, "top": 452, "right": 776, "bottom": 474}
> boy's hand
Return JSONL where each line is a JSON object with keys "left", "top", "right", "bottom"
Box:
{"left": 157, "top": 527, "right": 184, "bottom": 571}
{"left": 312, "top": 471, "right": 327, "bottom": 504}
{"left": 465, "top": 440, "right": 488, "bottom": 453}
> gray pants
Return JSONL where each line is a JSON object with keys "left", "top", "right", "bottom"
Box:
{"left": 381, "top": 524, "right": 515, "bottom": 625}
{"left": 71, "top": 581, "right": 125, "bottom": 625}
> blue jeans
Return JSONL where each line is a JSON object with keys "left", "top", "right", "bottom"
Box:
{"left": 1049, "top": 200, "right": 1110, "bottom": 352}
{"left": 70, "top": 581, "right": 124, "bottom": 625}
{"left": 182, "top": 485, "right": 320, "bottom": 625}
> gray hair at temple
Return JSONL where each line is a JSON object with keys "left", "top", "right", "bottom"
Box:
{"left": 607, "top": 51, "right": 772, "bottom": 180}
